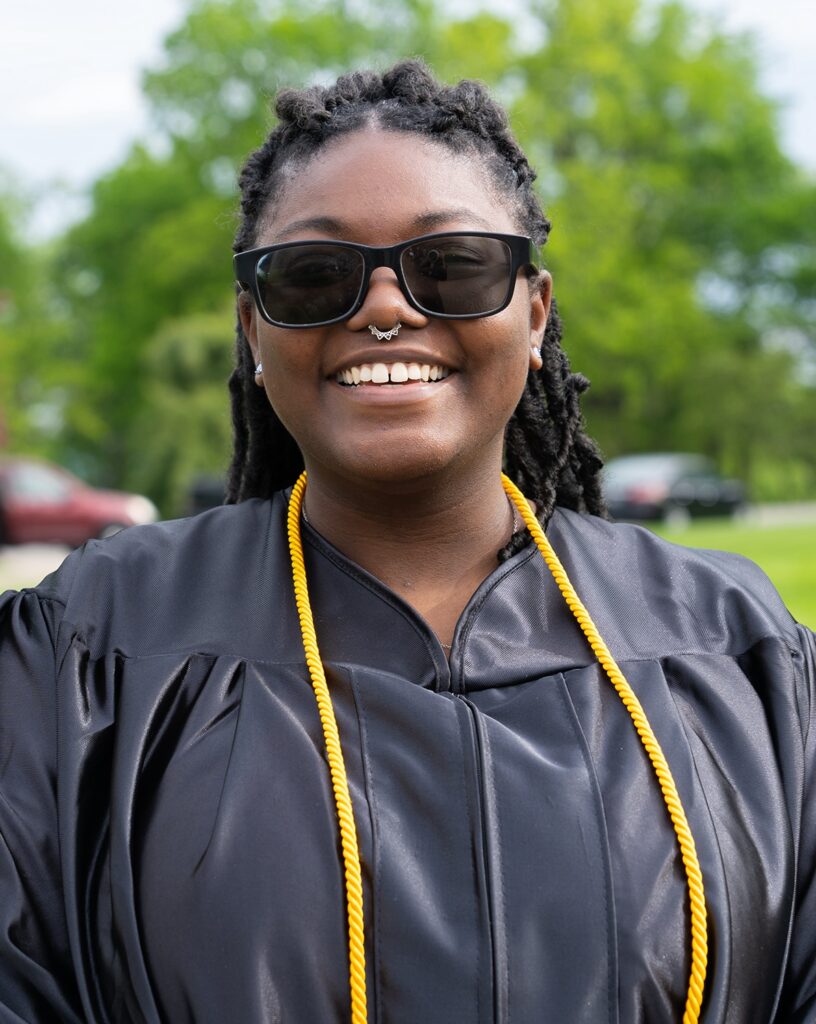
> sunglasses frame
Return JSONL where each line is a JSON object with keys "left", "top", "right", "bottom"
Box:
{"left": 234, "top": 230, "right": 541, "bottom": 329}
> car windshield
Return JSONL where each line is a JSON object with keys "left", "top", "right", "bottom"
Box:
{"left": 6, "top": 463, "right": 72, "bottom": 502}
{"left": 603, "top": 455, "right": 709, "bottom": 485}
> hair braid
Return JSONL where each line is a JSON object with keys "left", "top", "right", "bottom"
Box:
{"left": 226, "top": 58, "right": 606, "bottom": 528}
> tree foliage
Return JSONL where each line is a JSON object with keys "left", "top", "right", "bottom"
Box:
{"left": 4, "top": 0, "right": 814, "bottom": 512}
{"left": 0, "top": 180, "right": 74, "bottom": 460}
{"left": 131, "top": 307, "right": 235, "bottom": 514}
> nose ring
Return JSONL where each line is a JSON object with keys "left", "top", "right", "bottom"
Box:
{"left": 368, "top": 321, "right": 401, "bottom": 341}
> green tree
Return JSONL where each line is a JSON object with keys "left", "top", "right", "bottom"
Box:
{"left": 0, "top": 178, "right": 74, "bottom": 461}
{"left": 512, "top": 0, "right": 815, "bottom": 476}
{"left": 131, "top": 307, "right": 235, "bottom": 515}
{"left": 47, "top": 0, "right": 816, "bottom": 501}
{"left": 52, "top": 148, "right": 234, "bottom": 480}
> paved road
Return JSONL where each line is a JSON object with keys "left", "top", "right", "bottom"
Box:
{"left": 2, "top": 503, "right": 815, "bottom": 594}
{"left": 0, "top": 543, "right": 71, "bottom": 592}
{"left": 745, "top": 502, "right": 816, "bottom": 527}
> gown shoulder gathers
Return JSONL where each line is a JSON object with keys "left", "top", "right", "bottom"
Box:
{"left": 1, "top": 494, "right": 814, "bottom": 1023}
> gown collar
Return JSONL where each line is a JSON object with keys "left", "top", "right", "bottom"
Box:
{"left": 299, "top": 506, "right": 593, "bottom": 694}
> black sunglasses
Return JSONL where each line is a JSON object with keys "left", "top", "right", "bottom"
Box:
{"left": 234, "top": 230, "right": 540, "bottom": 329}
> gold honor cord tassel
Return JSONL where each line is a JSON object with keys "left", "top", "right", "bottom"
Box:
{"left": 287, "top": 471, "right": 707, "bottom": 1024}
{"left": 287, "top": 474, "right": 368, "bottom": 1024}
{"left": 501, "top": 474, "right": 708, "bottom": 1024}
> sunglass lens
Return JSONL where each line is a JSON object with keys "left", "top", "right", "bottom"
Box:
{"left": 256, "top": 244, "right": 365, "bottom": 326}
{"left": 401, "top": 236, "right": 513, "bottom": 316}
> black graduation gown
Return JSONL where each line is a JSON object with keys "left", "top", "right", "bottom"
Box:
{"left": 1, "top": 494, "right": 814, "bottom": 1023}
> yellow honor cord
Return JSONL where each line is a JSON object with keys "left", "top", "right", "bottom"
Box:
{"left": 287, "top": 471, "right": 707, "bottom": 1024}
{"left": 501, "top": 474, "right": 708, "bottom": 1023}
{"left": 287, "top": 474, "right": 367, "bottom": 1024}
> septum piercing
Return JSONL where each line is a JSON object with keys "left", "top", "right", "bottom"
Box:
{"left": 368, "top": 322, "right": 401, "bottom": 341}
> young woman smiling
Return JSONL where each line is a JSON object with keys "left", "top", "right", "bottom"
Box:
{"left": 1, "top": 61, "right": 814, "bottom": 1024}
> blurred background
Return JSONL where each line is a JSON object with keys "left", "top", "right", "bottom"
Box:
{"left": 0, "top": 0, "right": 814, "bottom": 620}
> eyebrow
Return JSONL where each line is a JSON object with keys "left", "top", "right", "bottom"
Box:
{"left": 276, "top": 215, "right": 348, "bottom": 239}
{"left": 412, "top": 209, "right": 495, "bottom": 232}
{"left": 275, "top": 208, "right": 495, "bottom": 240}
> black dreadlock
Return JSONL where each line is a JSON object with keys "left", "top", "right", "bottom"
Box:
{"left": 226, "top": 60, "right": 606, "bottom": 550}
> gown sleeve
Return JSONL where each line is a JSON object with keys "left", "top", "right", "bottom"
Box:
{"left": 778, "top": 623, "right": 816, "bottom": 1023}
{"left": 0, "top": 584, "right": 85, "bottom": 1022}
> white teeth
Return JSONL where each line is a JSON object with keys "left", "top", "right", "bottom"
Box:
{"left": 335, "top": 362, "right": 451, "bottom": 385}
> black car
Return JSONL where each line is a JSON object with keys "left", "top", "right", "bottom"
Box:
{"left": 603, "top": 453, "right": 746, "bottom": 526}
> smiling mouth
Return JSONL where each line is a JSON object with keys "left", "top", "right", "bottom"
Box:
{"left": 335, "top": 361, "right": 452, "bottom": 386}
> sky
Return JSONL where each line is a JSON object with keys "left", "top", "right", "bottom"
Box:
{"left": 1, "top": 0, "right": 814, "bottom": 239}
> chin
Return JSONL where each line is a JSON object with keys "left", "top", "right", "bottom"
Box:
{"left": 319, "top": 441, "right": 460, "bottom": 490}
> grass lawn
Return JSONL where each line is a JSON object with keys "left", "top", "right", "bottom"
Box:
{"left": 651, "top": 519, "right": 816, "bottom": 628}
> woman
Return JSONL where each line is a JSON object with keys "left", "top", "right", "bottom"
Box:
{"left": 0, "top": 61, "right": 813, "bottom": 1023}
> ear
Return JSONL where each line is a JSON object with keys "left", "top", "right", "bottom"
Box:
{"left": 238, "top": 291, "right": 263, "bottom": 383}
{"left": 528, "top": 270, "right": 552, "bottom": 373}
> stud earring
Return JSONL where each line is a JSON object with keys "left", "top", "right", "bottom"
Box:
{"left": 255, "top": 362, "right": 263, "bottom": 376}
{"left": 532, "top": 346, "right": 541, "bottom": 359}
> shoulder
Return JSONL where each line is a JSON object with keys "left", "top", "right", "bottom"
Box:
{"left": 27, "top": 495, "right": 291, "bottom": 658}
{"left": 548, "top": 508, "right": 800, "bottom": 658}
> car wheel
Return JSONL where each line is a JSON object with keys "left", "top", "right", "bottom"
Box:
{"left": 663, "top": 504, "right": 691, "bottom": 529}
{"left": 98, "top": 522, "right": 127, "bottom": 540}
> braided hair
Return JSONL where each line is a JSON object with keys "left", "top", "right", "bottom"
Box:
{"left": 226, "top": 60, "right": 606, "bottom": 549}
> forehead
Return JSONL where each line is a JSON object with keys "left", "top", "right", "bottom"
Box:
{"left": 259, "top": 129, "right": 518, "bottom": 244}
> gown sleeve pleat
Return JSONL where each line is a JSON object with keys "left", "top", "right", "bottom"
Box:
{"left": 0, "top": 586, "right": 86, "bottom": 1023}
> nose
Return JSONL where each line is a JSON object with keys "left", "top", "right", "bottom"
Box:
{"left": 345, "top": 268, "right": 429, "bottom": 333}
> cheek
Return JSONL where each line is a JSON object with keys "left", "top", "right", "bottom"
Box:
{"left": 255, "top": 335, "right": 321, "bottom": 433}
{"left": 468, "top": 312, "right": 532, "bottom": 403}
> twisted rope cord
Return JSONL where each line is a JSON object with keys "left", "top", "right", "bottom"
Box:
{"left": 501, "top": 473, "right": 708, "bottom": 1023}
{"left": 287, "top": 473, "right": 367, "bottom": 1024}
{"left": 287, "top": 471, "right": 707, "bottom": 1023}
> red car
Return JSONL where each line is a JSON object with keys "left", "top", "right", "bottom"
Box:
{"left": 0, "top": 457, "right": 158, "bottom": 546}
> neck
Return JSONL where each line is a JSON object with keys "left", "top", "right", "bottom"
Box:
{"left": 300, "top": 461, "right": 519, "bottom": 640}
